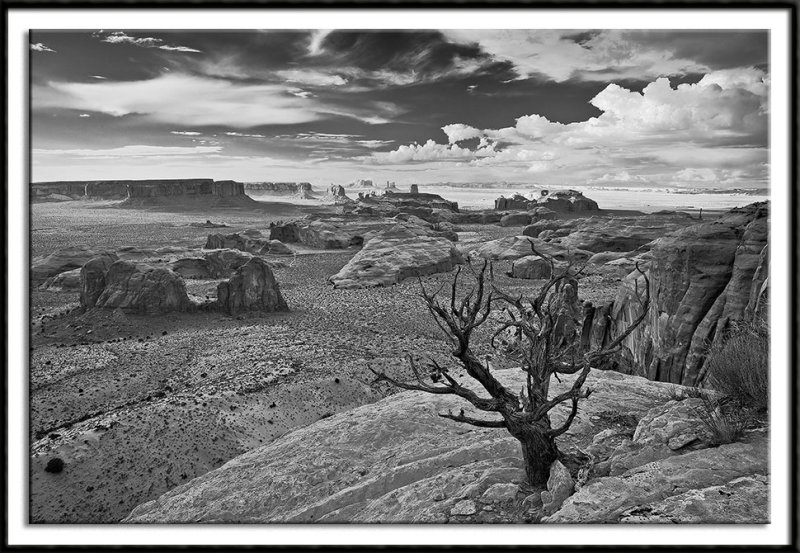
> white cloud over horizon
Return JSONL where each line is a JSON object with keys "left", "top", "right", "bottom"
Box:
{"left": 370, "top": 67, "right": 769, "bottom": 188}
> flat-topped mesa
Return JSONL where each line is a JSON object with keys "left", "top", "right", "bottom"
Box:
{"left": 31, "top": 179, "right": 250, "bottom": 202}
{"left": 124, "top": 179, "right": 244, "bottom": 198}
{"left": 495, "top": 189, "right": 599, "bottom": 213}
{"left": 244, "top": 182, "right": 313, "bottom": 194}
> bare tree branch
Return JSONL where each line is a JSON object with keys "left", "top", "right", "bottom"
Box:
{"left": 439, "top": 409, "right": 507, "bottom": 428}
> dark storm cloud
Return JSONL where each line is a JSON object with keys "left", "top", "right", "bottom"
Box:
{"left": 320, "top": 30, "right": 487, "bottom": 74}
{"left": 623, "top": 30, "right": 768, "bottom": 70}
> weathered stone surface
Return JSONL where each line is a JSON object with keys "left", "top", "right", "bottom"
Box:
{"left": 168, "top": 258, "right": 214, "bottom": 280}
{"left": 605, "top": 202, "right": 769, "bottom": 385}
{"left": 541, "top": 460, "right": 574, "bottom": 515}
{"left": 91, "top": 261, "right": 194, "bottom": 314}
{"left": 328, "top": 227, "right": 464, "bottom": 289}
{"left": 32, "top": 246, "right": 115, "bottom": 283}
{"left": 79, "top": 253, "right": 120, "bottom": 307}
{"left": 510, "top": 255, "right": 557, "bottom": 280}
{"left": 633, "top": 399, "right": 710, "bottom": 451}
{"left": 295, "top": 217, "right": 454, "bottom": 250}
{"left": 481, "top": 483, "right": 520, "bottom": 503}
{"left": 531, "top": 207, "right": 558, "bottom": 220}
{"left": 40, "top": 268, "right": 82, "bottom": 291}
{"left": 204, "top": 233, "right": 291, "bottom": 255}
{"left": 124, "top": 370, "right": 707, "bottom": 524}
{"left": 617, "top": 474, "right": 769, "bottom": 523}
{"left": 450, "top": 499, "right": 478, "bottom": 516}
{"left": 522, "top": 220, "right": 563, "bottom": 238}
{"left": 471, "top": 235, "right": 592, "bottom": 263}
{"left": 588, "top": 251, "right": 635, "bottom": 265}
{"left": 216, "top": 258, "right": 288, "bottom": 315}
{"left": 543, "top": 435, "right": 768, "bottom": 523}
{"left": 500, "top": 213, "right": 531, "bottom": 227}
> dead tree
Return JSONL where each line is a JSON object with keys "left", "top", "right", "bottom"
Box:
{"left": 370, "top": 242, "right": 650, "bottom": 487}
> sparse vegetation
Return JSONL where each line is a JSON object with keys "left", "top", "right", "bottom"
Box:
{"left": 693, "top": 392, "right": 750, "bottom": 446}
{"left": 370, "top": 242, "right": 650, "bottom": 487}
{"left": 703, "top": 319, "right": 769, "bottom": 412}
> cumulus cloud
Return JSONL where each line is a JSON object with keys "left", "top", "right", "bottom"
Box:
{"left": 442, "top": 124, "right": 482, "bottom": 144}
{"left": 30, "top": 43, "right": 56, "bottom": 52}
{"left": 99, "top": 31, "right": 201, "bottom": 53}
{"left": 371, "top": 68, "right": 769, "bottom": 188}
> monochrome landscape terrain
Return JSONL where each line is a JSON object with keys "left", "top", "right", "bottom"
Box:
{"left": 29, "top": 29, "right": 770, "bottom": 525}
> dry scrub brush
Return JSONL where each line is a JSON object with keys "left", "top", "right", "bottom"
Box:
{"left": 370, "top": 242, "right": 649, "bottom": 487}
{"left": 703, "top": 318, "right": 769, "bottom": 412}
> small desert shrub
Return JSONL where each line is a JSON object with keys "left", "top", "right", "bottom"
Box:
{"left": 703, "top": 320, "right": 769, "bottom": 412}
{"left": 693, "top": 393, "right": 750, "bottom": 446}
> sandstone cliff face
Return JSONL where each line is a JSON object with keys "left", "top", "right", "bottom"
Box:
{"left": 602, "top": 202, "right": 768, "bottom": 385}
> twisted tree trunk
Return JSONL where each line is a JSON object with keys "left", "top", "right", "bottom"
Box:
{"left": 507, "top": 420, "right": 559, "bottom": 487}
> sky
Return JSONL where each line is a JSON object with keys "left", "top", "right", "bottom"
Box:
{"left": 30, "top": 29, "right": 769, "bottom": 188}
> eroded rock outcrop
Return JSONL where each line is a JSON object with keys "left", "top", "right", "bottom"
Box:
{"left": 86, "top": 261, "right": 194, "bottom": 314}
{"left": 204, "top": 233, "right": 292, "bottom": 256}
{"left": 470, "top": 236, "right": 592, "bottom": 263}
{"left": 216, "top": 258, "right": 289, "bottom": 315}
{"left": 79, "top": 253, "right": 120, "bottom": 307}
{"left": 328, "top": 227, "right": 464, "bottom": 289}
{"left": 31, "top": 246, "right": 117, "bottom": 284}
{"left": 604, "top": 202, "right": 769, "bottom": 385}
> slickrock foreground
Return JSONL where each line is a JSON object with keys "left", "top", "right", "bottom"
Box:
{"left": 124, "top": 370, "right": 767, "bottom": 524}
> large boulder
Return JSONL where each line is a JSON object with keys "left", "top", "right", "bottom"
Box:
{"left": 31, "top": 246, "right": 115, "bottom": 284}
{"left": 328, "top": 227, "right": 464, "bottom": 289}
{"left": 90, "top": 261, "right": 194, "bottom": 314}
{"left": 602, "top": 202, "right": 769, "bottom": 385}
{"left": 216, "top": 258, "right": 288, "bottom": 315}
{"left": 510, "top": 255, "right": 555, "bottom": 280}
{"left": 78, "top": 253, "right": 120, "bottom": 307}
